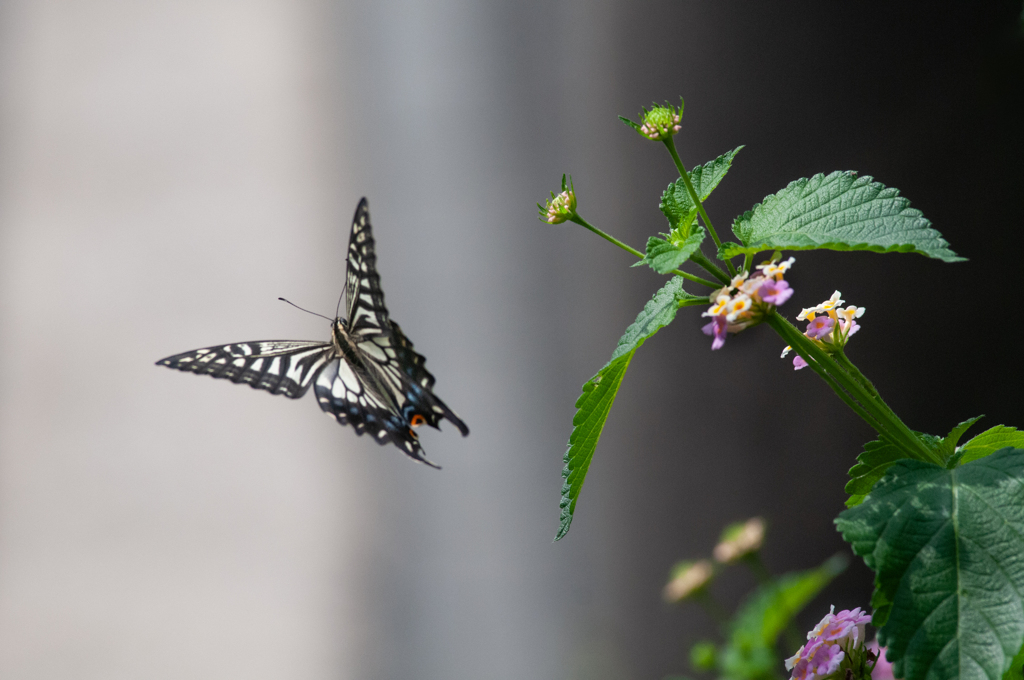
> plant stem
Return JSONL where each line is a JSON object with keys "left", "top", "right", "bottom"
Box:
{"left": 742, "top": 552, "right": 774, "bottom": 586}
{"left": 691, "top": 589, "right": 731, "bottom": 628}
{"left": 663, "top": 137, "right": 736, "bottom": 276}
{"left": 672, "top": 271, "right": 720, "bottom": 289}
{"left": 569, "top": 215, "right": 720, "bottom": 288}
{"left": 569, "top": 215, "right": 644, "bottom": 258}
{"left": 691, "top": 252, "right": 732, "bottom": 285}
{"left": 765, "top": 312, "right": 940, "bottom": 464}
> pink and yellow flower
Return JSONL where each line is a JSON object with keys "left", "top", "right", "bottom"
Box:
{"left": 699, "top": 257, "right": 796, "bottom": 350}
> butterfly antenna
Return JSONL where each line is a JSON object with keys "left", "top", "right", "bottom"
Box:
{"left": 278, "top": 297, "right": 334, "bottom": 322}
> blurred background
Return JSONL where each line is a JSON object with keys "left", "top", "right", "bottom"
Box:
{"left": 1, "top": 1, "right": 1022, "bottom": 678}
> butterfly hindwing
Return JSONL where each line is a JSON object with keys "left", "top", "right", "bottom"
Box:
{"left": 157, "top": 341, "right": 335, "bottom": 398}
{"left": 313, "top": 357, "right": 438, "bottom": 467}
{"left": 358, "top": 322, "right": 470, "bottom": 436}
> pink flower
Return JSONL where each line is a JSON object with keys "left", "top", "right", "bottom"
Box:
{"left": 811, "top": 607, "right": 871, "bottom": 647}
{"left": 805, "top": 316, "right": 835, "bottom": 340}
{"left": 758, "top": 278, "right": 793, "bottom": 306}
{"left": 868, "top": 641, "right": 893, "bottom": 680}
{"left": 702, "top": 315, "right": 728, "bottom": 350}
{"left": 787, "top": 639, "right": 845, "bottom": 680}
{"left": 793, "top": 355, "right": 809, "bottom": 370}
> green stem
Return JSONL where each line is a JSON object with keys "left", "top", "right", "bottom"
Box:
{"left": 690, "top": 252, "right": 731, "bottom": 285}
{"left": 663, "top": 137, "right": 736, "bottom": 276}
{"left": 569, "top": 215, "right": 644, "bottom": 258}
{"left": 741, "top": 552, "right": 773, "bottom": 586}
{"left": 672, "top": 270, "right": 720, "bottom": 289}
{"left": 765, "top": 312, "right": 940, "bottom": 464}
{"left": 691, "top": 589, "right": 730, "bottom": 628}
{"left": 569, "top": 215, "right": 720, "bottom": 288}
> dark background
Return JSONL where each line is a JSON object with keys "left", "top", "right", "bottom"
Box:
{"left": 528, "top": 2, "right": 1024, "bottom": 678}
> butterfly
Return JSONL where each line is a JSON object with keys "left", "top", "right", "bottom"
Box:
{"left": 156, "top": 198, "right": 469, "bottom": 468}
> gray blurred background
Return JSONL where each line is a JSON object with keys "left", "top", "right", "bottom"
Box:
{"left": 1, "top": 1, "right": 1022, "bottom": 678}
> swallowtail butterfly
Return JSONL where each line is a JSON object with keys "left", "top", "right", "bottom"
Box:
{"left": 156, "top": 198, "right": 469, "bottom": 467}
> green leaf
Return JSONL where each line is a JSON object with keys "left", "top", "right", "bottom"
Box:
{"left": 556, "top": 277, "right": 689, "bottom": 540}
{"left": 846, "top": 420, "right": 984, "bottom": 507}
{"left": 835, "top": 448, "right": 1024, "bottom": 680}
{"left": 958, "top": 425, "right": 1024, "bottom": 466}
{"left": 725, "top": 171, "right": 964, "bottom": 262}
{"left": 1001, "top": 640, "right": 1024, "bottom": 680}
{"left": 720, "top": 555, "right": 847, "bottom": 680}
{"left": 937, "top": 416, "right": 985, "bottom": 464}
{"left": 660, "top": 147, "right": 743, "bottom": 230}
{"left": 845, "top": 439, "right": 906, "bottom": 502}
{"left": 637, "top": 227, "right": 707, "bottom": 274}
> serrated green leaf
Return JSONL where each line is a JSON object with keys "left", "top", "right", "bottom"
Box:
{"left": 726, "top": 172, "right": 963, "bottom": 262}
{"left": 937, "top": 415, "right": 985, "bottom": 463}
{"left": 557, "top": 277, "right": 688, "bottom": 540}
{"left": 639, "top": 227, "right": 707, "bottom": 274}
{"left": 846, "top": 420, "right": 984, "bottom": 506}
{"left": 720, "top": 555, "right": 847, "bottom": 680}
{"left": 835, "top": 448, "right": 1024, "bottom": 680}
{"left": 845, "top": 439, "right": 906, "bottom": 499}
{"left": 660, "top": 147, "right": 743, "bottom": 230}
{"left": 958, "top": 425, "right": 1024, "bottom": 466}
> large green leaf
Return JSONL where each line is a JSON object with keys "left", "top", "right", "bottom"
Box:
{"left": 835, "top": 448, "right": 1024, "bottom": 680}
{"left": 720, "top": 555, "right": 847, "bottom": 680}
{"left": 660, "top": 147, "right": 743, "bottom": 231}
{"left": 958, "top": 426, "right": 1024, "bottom": 466}
{"left": 557, "top": 277, "right": 691, "bottom": 540}
{"left": 725, "top": 171, "right": 963, "bottom": 262}
{"left": 636, "top": 227, "right": 707, "bottom": 274}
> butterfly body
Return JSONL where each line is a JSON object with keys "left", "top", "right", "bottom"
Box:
{"left": 157, "top": 199, "right": 468, "bottom": 467}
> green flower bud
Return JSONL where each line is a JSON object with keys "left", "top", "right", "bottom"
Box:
{"left": 537, "top": 174, "right": 577, "bottom": 224}
{"left": 620, "top": 97, "right": 684, "bottom": 141}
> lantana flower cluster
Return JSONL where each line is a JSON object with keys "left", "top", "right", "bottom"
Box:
{"left": 786, "top": 606, "right": 873, "bottom": 680}
{"left": 780, "top": 292, "right": 865, "bottom": 370}
{"left": 701, "top": 257, "right": 795, "bottom": 350}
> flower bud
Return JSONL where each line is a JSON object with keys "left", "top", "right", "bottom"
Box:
{"left": 713, "top": 517, "right": 766, "bottom": 563}
{"left": 663, "top": 559, "right": 714, "bottom": 602}
{"left": 620, "top": 98, "right": 684, "bottom": 141}
{"left": 538, "top": 174, "right": 577, "bottom": 224}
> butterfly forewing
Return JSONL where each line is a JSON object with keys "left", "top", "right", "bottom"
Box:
{"left": 345, "top": 201, "right": 469, "bottom": 438}
{"left": 345, "top": 199, "right": 392, "bottom": 336}
{"left": 158, "top": 341, "right": 335, "bottom": 398}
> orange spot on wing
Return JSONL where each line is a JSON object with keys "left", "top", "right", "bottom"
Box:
{"left": 410, "top": 414, "right": 426, "bottom": 427}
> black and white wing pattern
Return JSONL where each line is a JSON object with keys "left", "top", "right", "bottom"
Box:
{"left": 157, "top": 197, "right": 469, "bottom": 467}
{"left": 158, "top": 341, "right": 334, "bottom": 398}
{"left": 314, "top": 199, "right": 468, "bottom": 466}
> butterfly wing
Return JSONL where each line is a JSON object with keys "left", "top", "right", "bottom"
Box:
{"left": 157, "top": 341, "right": 335, "bottom": 398}
{"left": 345, "top": 198, "right": 391, "bottom": 336}
{"left": 358, "top": 321, "right": 469, "bottom": 435}
{"left": 314, "top": 356, "right": 439, "bottom": 468}
{"left": 343, "top": 199, "right": 470, "bottom": 436}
